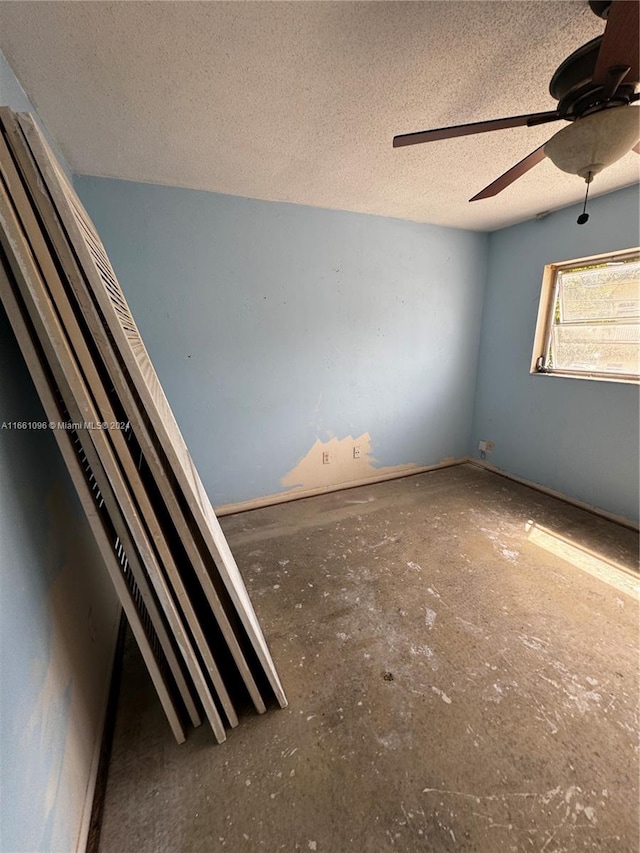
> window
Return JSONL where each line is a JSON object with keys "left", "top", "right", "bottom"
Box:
{"left": 531, "top": 249, "right": 640, "bottom": 384}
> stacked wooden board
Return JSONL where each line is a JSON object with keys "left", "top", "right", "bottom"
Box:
{"left": 0, "top": 107, "right": 287, "bottom": 744}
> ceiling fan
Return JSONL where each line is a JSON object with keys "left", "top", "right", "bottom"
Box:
{"left": 393, "top": 0, "right": 640, "bottom": 210}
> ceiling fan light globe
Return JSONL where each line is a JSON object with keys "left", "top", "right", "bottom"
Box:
{"left": 543, "top": 106, "right": 640, "bottom": 177}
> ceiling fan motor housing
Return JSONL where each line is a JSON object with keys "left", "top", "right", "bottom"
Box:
{"left": 589, "top": 0, "right": 613, "bottom": 20}
{"left": 550, "top": 37, "right": 636, "bottom": 119}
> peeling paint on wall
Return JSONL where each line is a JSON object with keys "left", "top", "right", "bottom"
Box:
{"left": 75, "top": 174, "right": 488, "bottom": 507}
{"left": 281, "top": 433, "right": 417, "bottom": 492}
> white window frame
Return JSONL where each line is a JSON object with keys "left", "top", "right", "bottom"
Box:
{"left": 530, "top": 247, "right": 640, "bottom": 385}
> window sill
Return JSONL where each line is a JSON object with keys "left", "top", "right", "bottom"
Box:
{"left": 529, "top": 369, "right": 640, "bottom": 386}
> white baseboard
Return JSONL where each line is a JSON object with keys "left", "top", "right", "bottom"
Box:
{"left": 468, "top": 458, "right": 639, "bottom": 532}
{"left": 216, "top": 457, "right": 639, "bottom": 530}
{"left": 215, "top": 457, "right": 468, "bottom": 516}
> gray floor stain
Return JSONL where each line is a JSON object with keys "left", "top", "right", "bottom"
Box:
{"left": 98, "top": 464, "right": 639, "bottom": 852}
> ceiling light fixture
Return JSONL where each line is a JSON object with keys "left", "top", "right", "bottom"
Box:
{"left": 543, "top": 106, "right": 640, "bottom": 181}
{"left": 543, "top": 105, "right": 639, "bottom": 225}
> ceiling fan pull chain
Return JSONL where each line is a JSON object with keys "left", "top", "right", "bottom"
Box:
{"left": 577, "top": 171, "right": 593, "bottom": 224}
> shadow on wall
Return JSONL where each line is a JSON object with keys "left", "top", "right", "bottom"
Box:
{"left": 0, "top": 311, "right": 119, "bottom": 853}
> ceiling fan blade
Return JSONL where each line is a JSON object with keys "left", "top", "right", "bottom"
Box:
{"left": 469, "top": 144, "right": 547, "bottom": 201}
{"left": 592, "top": 0, "right": 640, "bottom": 85}
{"left": 392, "top": 111, "right": 562, "bottom": 147}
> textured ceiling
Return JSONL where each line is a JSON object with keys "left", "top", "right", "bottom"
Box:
{"left": 0, "top": 0, "right": 638, "bottom": 231}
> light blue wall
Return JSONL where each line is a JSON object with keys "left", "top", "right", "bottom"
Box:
{"left": 1, "top": 51, "right": 119, "bottom": 852}
{"left": 74, "top": 176, "right": 489, "bottom": 506}
{"left": 471, "top": 185, "right": 640, "bottom": 524}
{"left": 3, "top": 34, "right": 636, "bottom": 851}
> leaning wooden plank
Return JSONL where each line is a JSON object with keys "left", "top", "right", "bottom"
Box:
{"left": 0, "top": 176, "right": 221, "bottom": 739}
{"left": 0, "top": 127, "right": 238, "bottom": 732}
{"left": 1, "top": 278, "right": 202, "bottom": 726}
{"left": 0, "top": 182, "right": 202, "bottom": 735}
{"left": 17, "top": 113, "right": 287, "bottom": 708}
{"left": 0, "top": 177, "right": 227, "bottom": 743}
{"left": 60, "top": 416, "right": 202, "bottom": 732}
{"left": 0, "top": 257, "right": 188, "bottom": 744}
{"left": 1, "top": 109, "right": 266, "bottom": 718}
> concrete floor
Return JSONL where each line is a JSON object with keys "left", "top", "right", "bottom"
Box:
{"left": 97, "top": 464, "right": 639, "bottom": 853}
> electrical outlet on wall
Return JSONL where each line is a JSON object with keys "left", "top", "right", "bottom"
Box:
{"left": 353, "top": 446, "right": 361, "bottom": 459}
{"left": 322, "top": 451, "right": 331, "bottom": 464}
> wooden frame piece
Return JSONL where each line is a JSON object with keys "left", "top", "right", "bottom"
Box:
{"left": 16, "top": 112, "right": 287, "bottom": 708}
{"left": 0, "top": 130, "right": 238, "bottom": 726}
{"left": 0, "top": 126, "right": 238, "bottom": 728}
{"left": 0, "top": 108, "right": 267, "bottom": 716}
{"left": 0, "top": 172, "right": 228, "bottom": 743}
{"left": 0, "top": 140, "right": 238, "bottom": 728}
{"left": 0, "top": 257, "right": 188, "bottom": 744}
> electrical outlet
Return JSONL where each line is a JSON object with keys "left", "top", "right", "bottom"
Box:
{"left": 353, "top": 446, "right": 361, "bottom": 459}
{"left": 322, "top": 451, "right": 331, "bottom": 464}
{"left": 478, "top": 440, "right": 487, "bottom": 452}
{"left": 486, "top": 440, "right": 495, "bottom": 453}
